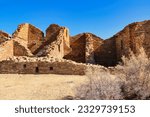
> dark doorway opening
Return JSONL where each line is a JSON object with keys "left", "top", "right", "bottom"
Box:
{"left": 121, "top": 40, "right": 123, "bottom": 50}
{"left": 58, "top": 45, "right": 61, "bottom": 52}
{"left": 23, "top": 64, "right": 26, "bottom": 68}
{"left": 49, "top": 67, "right": 53, "bottom": 71}
{"left": 35, "top": 67, "right": 39, "bottom": 73}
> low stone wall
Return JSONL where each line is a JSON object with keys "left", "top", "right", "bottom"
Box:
{"left": 0, "top": 58, "right": 85, "bottom": 75}
{"left": 0, "top": 57, "right": 107, "bottom": 75}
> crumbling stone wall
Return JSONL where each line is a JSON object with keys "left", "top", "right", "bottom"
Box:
{"left": 94, "top": 38, "right": 117, "bottom": 66}
{"left": 0, "top": 31, "right": 10, "bottom": 38}
{"left": 45, "top": 24, "right": 61, "bottom": 42}
{"left": 0, "top": 57, "right": 86, "bottom": 75}
{"left": 85, "top": 34, "right": 95, "bottom": 63}
{"left": 44, "top": 28, "right": 65, "bottom": 58}
{"left": 115, "top": 20, "right": 150, "bottom": 61}
{"left": 64, "top": 34, "right": 86, "bottom": 63}
{"left": 28, "top": 24, "right": 44, "bottom": 53}
{"left": 36, "top": 24, "right": 71, "bottom": 58}
{"left": 64, "top": 33, "right": 104, "bottom": 64}
{"left": 1, "top": 20, "right": 150, "bottom": 69}
{"left": 12, "top": 23, "right": 29, "bottom": 41}
{"left": 0, "top": 40, "right": 14, "bottom": 61}
{"left": 12, "top": 23, "right": 44, "bottom": 54}
{"left": 63, "top": 28, "right": 71, "bottom": 56}
{"left": 0, "top": 57, "right": 107, "bottom": 75}
{"left": 13, "top": 41, "right": 30, "bottom": 56}
{"left": 143, "top": 21, "right": 150, "bottom": 56}
{"left": 0, "top": 31, "right": 10, "bottom": 44}
{"left": 13, "top": 37, "right": 33, "bottom": 56}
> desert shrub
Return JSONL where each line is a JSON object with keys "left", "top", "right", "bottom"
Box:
{"left": 75, "top": 68, "right": 123, "bottom": 100}
{"left": 75, "top": 48, "right": 150, "bottom": 100}
{"left": 117, "top": 48, "right": 150, "bottom": 99}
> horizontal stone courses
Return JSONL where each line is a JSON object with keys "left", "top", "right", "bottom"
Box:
{"left": 0, "top": 20, "right": 150, "bottom": 75}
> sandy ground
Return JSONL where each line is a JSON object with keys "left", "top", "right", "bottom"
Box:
{"left": 0, "top": 74, "right": 87, "bottom": 100}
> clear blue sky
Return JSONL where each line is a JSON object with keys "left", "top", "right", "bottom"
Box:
{"left": 0, "top": 0, "right": 150, "bottom": 39}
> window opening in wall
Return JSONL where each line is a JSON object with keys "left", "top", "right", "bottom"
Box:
{"left": 121, "top": 40, "right": 123, "bottom": 50}
{"left": 49, "top": 67, "right": 53, "bottom": 71}
{"left": 35, "top": 67, "right": 39, "bottom": 73}
{"left": 58, "top": 45, "right": 61, "bottom": 52}
{"left": 66, "top": 31, "right": 68, "bottom": 37}
{"left": 23, "top": 64, "right": 26, "bottom": 68}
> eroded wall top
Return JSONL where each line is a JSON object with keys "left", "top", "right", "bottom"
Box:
{"left": 1, "top": 20, "right": 150, "bottom": 67}
{"left": 0, "top": 31, "right": 11, "bottom": 43}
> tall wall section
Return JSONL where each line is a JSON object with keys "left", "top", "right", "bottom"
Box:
{"left": 115, "top": 20, "right": 150, "bottom": 61}
{"left": 64, "top": 33, "right": 104, "bottom": 64}
{"left": 28, "top": 24, "right": 44, "bottom": 53}
{"left": 64, "top": 34, "right": 86, "bottom": 63}
{"left": 94, "top": 38, "right": 117, "bottom": 66}
{"left": 140, "top": 21, "right": 150, "bottom": 56}
{"left": 36, "top": 24, "right": 71, "bottom": 58}
{"left": 85, "top": 34, "right": 95, "bottom": 64}
{"left": 12, "top": 23, "right": 44, "bottom": 54}
{"left": 12, "top": 23, "right": 29, "bottom": 41}
{"left": 13, "top": 40, "right": 31, "bottom": 56}
{"left": 45, "top": 28, "right": 65, "bottom": 58}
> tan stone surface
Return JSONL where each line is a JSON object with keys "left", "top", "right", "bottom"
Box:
{"left": 0, "top": 40, "right": 14, "bottom": 61}
{"left": 12, "top": 23, "right": 44, "bottom": 54}
{"left": 114, "top": 20, "right": 150, "bottom": 61}
{"left": 0, "top": 31, "right": 10, "bottom": 44}
{"left": 28, "top": 24, "right": 44, "bottom": 53}
{"left": 12, "top": 23, "right": 29, "bottom": 41}
{"left": 64, "top": 33, "right": 103, "bottom": 64}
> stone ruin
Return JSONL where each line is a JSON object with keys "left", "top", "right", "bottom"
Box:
{"left": 0, "top": 20, "right": 150, "bottom": 75}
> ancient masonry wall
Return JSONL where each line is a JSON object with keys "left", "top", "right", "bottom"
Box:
{"left": 0, "top": 57, "right": 107, "bottom": 75}
{"left": 64, "top": 34, "right": 86, "bottom": 63}
{"left": 94, "top": 38, "right": 117, "bottom": 66}
{"left": 139, "top": 21, "right": 150, "bottom": 56}
{"left": 63, "top": 28, "right": 71, "bottom": 56}
{"left": 13, "top": 41, "right": 29, "bottom": 56}
{"left": 12, "top": 24, "right": 29, "bottom": 41}
{"left": 64, "top": 33, "right": 104, "bottom": 64}
{"left": 0, "top": 31, "right": 10, "bottom": 38}
{"left": 36, "top": 28, "right": 63, "bottom": 58}
{"left": 0, "top": 20, "right": 150, "bottom": 69}
{"left": 65, "top": 33, "right": 118, "bottom": 66}
{"left": 45, "top": 24, "right": 61, "bottom": 42}
{"left": 0, "top": 61, "right": 83, "bottom": 75}
{"left": 0, "top": 31, "right": 10, "bottom": 44}
{"left": 115, "top": 21, "right": 150, "bottom": 61}
{"left": 12, "top": 23, "right": 44, "bottom": 54}
{"left": 0, "top": 40, "right": 14, "bottom": 61}
{"left": 28, "top": 24, "right": 44, "bottom": 53}
{"left": 45, "top": 28, "right": 65, "bottom": 58}
{"left": 85, "top": 34, "right": 95, "bottom": 64}
{"left": 36, "top": 25, "right": 71, "bottom": 58}
{"left": 13, "top": 37, "right": 33, "bottom": 56}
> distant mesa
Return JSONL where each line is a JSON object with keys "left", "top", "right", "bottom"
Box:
{"left": 0, "top": 20, "right": 150, "bottom": 74}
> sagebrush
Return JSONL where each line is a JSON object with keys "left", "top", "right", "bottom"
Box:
{"left": 75, "top": 48, "right": 150, "bottom": 100}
